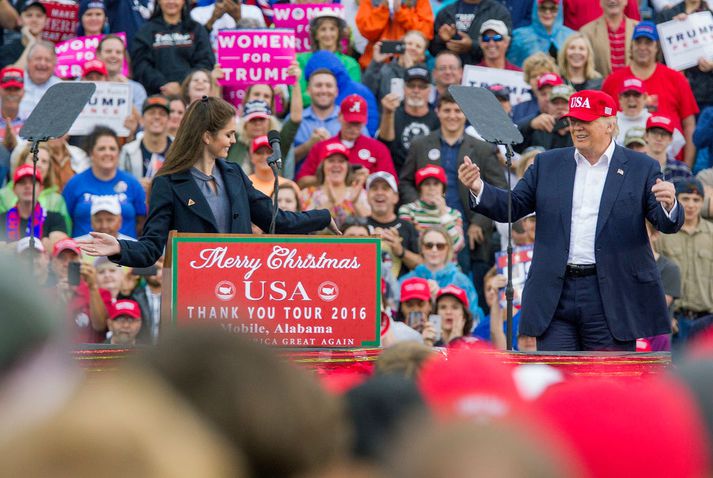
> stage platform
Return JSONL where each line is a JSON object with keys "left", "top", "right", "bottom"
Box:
{"left": 72, "top": 346, "right": 671, "bottom": 380}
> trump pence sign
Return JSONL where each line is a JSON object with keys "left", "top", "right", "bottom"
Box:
{"left": 171, "top": 236, "right": 381, "bottom": 348}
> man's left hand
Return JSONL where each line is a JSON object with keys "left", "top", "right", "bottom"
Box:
{"left": 652, "top": 178, "right": 675, "bottom": 212}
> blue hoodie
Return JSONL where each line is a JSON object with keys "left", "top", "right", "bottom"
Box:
{"left": 506, "top": 0, "right": 574, "bottom": 68}
{"left": 304, "top": 51, "right": 379, "bottom": 137}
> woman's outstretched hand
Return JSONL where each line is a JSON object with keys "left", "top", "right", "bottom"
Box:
{"left": 76, "top": 232, "right": 121, "bottom": 257}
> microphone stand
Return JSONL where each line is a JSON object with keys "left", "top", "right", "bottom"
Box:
{"left": 267, "top": 153, "right": 281, "bottom": 235}
{"left": 503, "top": 143, "right": 515, "bottom": 351}
{"left": 28, "top": 137, "right": 48, "bottom": 252}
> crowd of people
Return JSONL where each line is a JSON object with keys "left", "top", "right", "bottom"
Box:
{"left": 0, "top": 0, "right": 711, "bottom": 352}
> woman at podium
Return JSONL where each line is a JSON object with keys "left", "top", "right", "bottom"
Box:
{"left": 77, "top": 97, "right": 339, "bottom": 266}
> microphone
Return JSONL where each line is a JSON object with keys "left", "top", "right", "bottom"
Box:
{"left": 267, "top": 130, "right": 282, "bottom": 169}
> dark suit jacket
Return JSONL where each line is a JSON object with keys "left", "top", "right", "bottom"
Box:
{"left": 400, "top": 130, "right": 508, "bottom": 261}
{"left": 473, "top": 145, "right": 684, "bottom": 341}
{"left": 113, "top": 159, "right": 331, "bottom": 267}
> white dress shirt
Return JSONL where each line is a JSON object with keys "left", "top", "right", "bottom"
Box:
{"left": 568, "top": 140, "right": 616, "bottom": 264}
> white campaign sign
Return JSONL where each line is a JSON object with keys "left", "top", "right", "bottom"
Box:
{"left": 657, "top": 11, "right": 713, "bottom": 71}
{"left": 461, "top": 65, "right": 532, "bottom": 106}
{"left": 69, "top": 82, "right": 132, "bottom": 137}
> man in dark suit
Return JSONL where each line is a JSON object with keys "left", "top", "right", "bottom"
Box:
{"left": 458, "top": 90, "right": 682, "bottom": 351}
{"left": 400, "top": 92, "right": 507, "bottom": 305}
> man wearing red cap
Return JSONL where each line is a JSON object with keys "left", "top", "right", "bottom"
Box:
{"left": 50, "top": 238, "right": 112, "bottom": 343}
{"left": 645, "top": 114, "right": 692, "bottom": 183}
{"left": 106, "top": 299, "right": 143, "bottom": 346}
{"left": 459, "top": 89, "right": 683, "bottom": 351}
{"left": 296, "top": 94, "right": 397, "bottom": 188}
{"left": 0, "top": 164, "right": 67, "bottom": 248}
{"left": 0, "top": 67, "right": 25, "bottom": 156}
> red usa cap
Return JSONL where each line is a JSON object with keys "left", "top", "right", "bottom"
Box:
{"left": 619, "top": 77, "right": 645, "bottom": 95}
{"left": 320, "top": 141, "right": 350, "bottom": 161}
{"left": 400, "top": 277, "right": 431, "bottom": 302}
{"left": 109, "top": 299, "right": 142, "bottom": 320}
{"left": 562, "top": 90, "right": 617, "bottom": 122}
{"left": 52, "top": 238, "right": 81, "bottom": 258}
{"left": 415, "top": 165, "right": 447, "bottom": 187}
{"left": 436, "top": 285, "right": 469, "bottom": 309}
{"left": 340, "top": 94, "right": 368, "bottom": 123}
{"left": 646, "top": 114, "right": 675, "bottom": 134}
{"left": 13, "top": 164, "right": 42, "bottom": 184}
{"left": 537, "top": 73, "right": 564, "bottom": 90}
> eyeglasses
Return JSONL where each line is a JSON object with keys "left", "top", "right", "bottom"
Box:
{"left": 423, "top": 242, "right": 447, "bottom": 251}
{"left": 405, "top": 82, "right": 429, "bottom": 90}
{"left": 481, "top": 34, "right": 504, "bottom": 43}
{"left": 538, "top": 5, "right": 558, "bottom": 13}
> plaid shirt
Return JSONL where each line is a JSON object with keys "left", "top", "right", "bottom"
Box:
{"left": 663, "top": 158, "right": 692, "bottom": 183}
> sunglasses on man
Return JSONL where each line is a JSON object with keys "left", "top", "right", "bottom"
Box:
{"left": 481, "top": 34, "right": 504, "bottom": 43}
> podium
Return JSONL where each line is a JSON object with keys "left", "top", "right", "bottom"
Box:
{"left": 161, "top": 231, "right": 382, "bottom": 348}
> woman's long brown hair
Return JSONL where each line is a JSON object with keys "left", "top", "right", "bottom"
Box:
{"left": 157, "top": 97, "right": 236, "bottom": 177}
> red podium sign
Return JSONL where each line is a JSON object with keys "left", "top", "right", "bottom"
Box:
{"left": 169, "top": 234, "right": 381, "bottom": 348}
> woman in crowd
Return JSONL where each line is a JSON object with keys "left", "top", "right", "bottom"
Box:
{"left": 166, "top": 96, "right": 186, "bottom": 137}
{"left": 363, "top": 30, "right": 429, "bottom": 102}
{"left": 78, "top": 98, "right": 337, "bottom": 267}
{"left": 131, "top": 0, "right": 215, "bottom": 95}
{"left": 95, "top": 34, "right": 148, "bottom": 111}
{"left": 557, "top": 32, "right": 602, "bottom": 91}
{"left": 301, "top": 142, "right": 370, "bottom": 229}
{"left": 180, "top": 68, "right": 221, "bottom": 106}
{"left": 247, "top": 136, "right": 300, "bottom": 197}
{"left": 340, "top": 216, "right": 370, "bottom": 236}
{"left": 296, "top": 11, "right": 361, "bottom": 107}
{"left": 398, "top": 165, "right": 464, "bottom": 253}
{"left": 0, "top": 144, "right": 72, "bottom": 232}
{"left": 508, "top": 0, "right": 575, "bottom": 68}
{"left": 62, "top": 127, "right": 147, "bottom": 238}
{"left": 400, "top": 227, "right": 481, "bottom": 320}
{"left": 76, "top": 0, "right": 108, "bottom": 36}
{"left": 422, "top": 285, "right": 474, "bottom": 347}
{"left": 94, "top": 256, "right": 124, "bottom": 301}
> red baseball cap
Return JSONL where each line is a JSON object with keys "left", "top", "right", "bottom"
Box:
{"left": 415, "top": 165, "right": 447, "bottom": 187}
{"left": 619, "top": 77, "right": 645, "bottom": 95}
{"left": 13, "top": 164, "right": 42, "bottom": 184}
{"left": 251, "top": 135, "right": 272, "bottom": 153}
{"left": 0, "top": 67, "right": 24, "bottom": 89}
{"left": 646, "top": 114, "right": 675, "bottom": 134}
{"left": 400, "top": 277, "right": 431, "bottom": 302}
{"left": 562, "top": 90, "right": 617, "bottom": 122}
{"left": 320, "top": 141, "right": 350, "bottom": 161}
{"left": 109, "top": 299, "right": 142, "bottom": 320}
{"left": 537, "top": 73, "right": 564, "bottom": 90}
{"left": 340, "top": 94, "right": 368, "bottom": 123}
{"left": 436, "top": 285, "right": 469, "bottom": 309}
{"left": 82, "top": 59, "right": 108, "bottom": 78}
{"left": 52, "top": 238, "right": 81, "bottom": 258}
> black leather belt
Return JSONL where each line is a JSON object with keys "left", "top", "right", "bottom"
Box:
{"left": 565, "top": 264, "right": 597, "bottom": 277}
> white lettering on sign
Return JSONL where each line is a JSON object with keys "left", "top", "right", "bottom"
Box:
{"left": 217, "top": 33, "right": 296, "bottom": 50}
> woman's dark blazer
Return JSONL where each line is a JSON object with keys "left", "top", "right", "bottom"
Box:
{"left": 112, "top": 159, "right": 331, "bottom": 267}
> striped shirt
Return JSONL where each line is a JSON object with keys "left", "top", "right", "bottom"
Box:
{"left": 608, "top": 20, "right": 627, "bottom": 72}
{"left": 398, "top": 200, "right": 465, "bottom": 252}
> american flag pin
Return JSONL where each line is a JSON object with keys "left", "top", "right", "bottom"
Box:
{"left": 617, "top": 169, "right": 624, "bottom": 176}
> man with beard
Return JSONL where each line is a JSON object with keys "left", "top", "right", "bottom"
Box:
{"left": 378, "top": 66, "right": 440, "bottom": 171}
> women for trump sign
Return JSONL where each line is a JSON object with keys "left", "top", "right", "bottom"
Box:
{"left": 170, "top": 235, "right": 381, "bottom": 348}
{"left": 217, "top": 29, "right": 297, "bottom": 87}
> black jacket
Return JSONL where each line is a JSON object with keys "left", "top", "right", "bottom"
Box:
{"left": 112, "top": 159, "right": 332, "bottom": 267}
{"left": 130, "top": 16, "right": 215, "bottom": 94}
{"left": 429, "top": 0, "right": 512, "bottom": 65}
